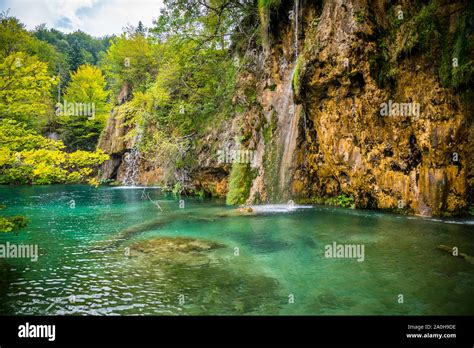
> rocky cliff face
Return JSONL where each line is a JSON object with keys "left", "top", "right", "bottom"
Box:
{"left": 99, "top": 0, "right": 473, "bottom": 217}
{"left": 242, "top": 0, "right": 473, "bottom": 216}
{"left": 98, "top": 81, "right": 232, "bottom": 197}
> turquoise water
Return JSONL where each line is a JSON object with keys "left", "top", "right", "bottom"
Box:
{"left": 0, "top": 185, "right": 473, "bottom": 315}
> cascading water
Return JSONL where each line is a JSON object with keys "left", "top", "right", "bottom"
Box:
{"left": 122, "top": 147, "right": 141, "bottom": 186}
{"left": 269, "top": 0, "right": 301, "bottom": 202}
{"left": 276, "top": 61, "right": 301, "bottom": 200}
{"left": 122, "top": 131, "right": 142, "bottom": 186}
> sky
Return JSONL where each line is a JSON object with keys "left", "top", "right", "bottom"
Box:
{"left": 0, "top": 0, "right": 164, "bottom": 37}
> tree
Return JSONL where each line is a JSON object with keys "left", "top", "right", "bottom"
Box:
{"left": 136, "top": 21, "right": 146, "bottom": 36}
{"left": 63, "top": 64, "right": 109, "bottom": 109}
{"left": 0, "top": 118, "right": 109, "bottom": 185}
{"left": 101, "top": 32, "right": 160, "bottom": 95}
{"left": 56, "top": 64, "right": 111, "bottom": 151}
{"left": 1, "top": 14, "right": 68, "bottom": 76}
{"left": 0, "top": 52, "right": 56, "bottom": 127}
{"left": 33, "top": 25, "right": 113, "bottom": 84}
{"left": 0, "top": 12, "right": 30, "bottom": 57}
{"left": 151, "top": 0, "right": 255, "bottom": 49}
{"left": 97, "top": 0, "right": 246, "bottom": 189}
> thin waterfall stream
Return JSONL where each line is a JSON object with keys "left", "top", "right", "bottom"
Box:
{"left": 122, "top": 130, "right": 143, "bottom": 186}
{"left": 123, "top": 148, "right": 141, "bottom": 186}
{"left": 272, "top": 0, "right": 301, "bottom": 201}
{"left": 277, "top": 63, "right": 300, "bottom": 197}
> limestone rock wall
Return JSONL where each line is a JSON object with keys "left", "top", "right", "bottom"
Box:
{"left": 99, "top": 0, "right": 473, "bottom": 216}
{"left": 244, "top": 0, "right": 472, "bottom": 216}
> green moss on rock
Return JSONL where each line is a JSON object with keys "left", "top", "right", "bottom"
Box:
{"left": 226, "top": 163, "right": 256, "bottom": 205}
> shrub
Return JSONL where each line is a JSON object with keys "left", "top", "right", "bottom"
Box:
{"left": 0, "top": 119, "right": 108, "bottom": 185}
{"left": 336, "top": 194, "right": 355, "bottom": 208}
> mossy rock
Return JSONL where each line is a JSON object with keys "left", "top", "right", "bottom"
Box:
{"left": 131, "top": 237, "right": 225, "bottom": 254}
{"left": 226, "top": 163, "right": 256, "bottom": 205}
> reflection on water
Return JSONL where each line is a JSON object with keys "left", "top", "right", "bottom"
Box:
{"left": 0, "top": 185, "right": 473, "bottom": 315}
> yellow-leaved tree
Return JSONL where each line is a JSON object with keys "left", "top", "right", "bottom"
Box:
{"left": 56, "top": 64, "right": 111, "bottom": 151}
{"left": 0, "top": 52, "right": 56, "bottom": 127}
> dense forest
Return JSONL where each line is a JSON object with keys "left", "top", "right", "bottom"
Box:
{"left": 0, "top": 0, "right": 258, "bottom": 231}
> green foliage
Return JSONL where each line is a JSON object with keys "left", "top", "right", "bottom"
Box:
{"left": 55, "top": 64, "right": 111, "bottom": 150}
{"left": 152, "top": 0, "right": 252, "bottom": 48}
{"left": 101, "top": 32, "right": 160, "bottom": 95}
{"left": 336, "top": 194, "right": 355, "bottom": 208}
{"left": 369, "top": 3, "right": 439, "bottom": 88}
{"left": 263, "top": 111, "right": 278, "bottom": 145}
{"left": 138, "top": 126, "right": 191, "bottom": 185}
{"left": 0, "top": 13, "right": 68, "bottom": 79}
{"left": 439, "top": 3, "right": 474, "bottom": 89}
{"left": 261, "top": 111, "right": 279, "bottom": 201}
{"left": 292, "top": 56, "right": 302, "bottom": 95}
{"left": 0, "top": 52, "right": 56, "bottom": 126}
{"left": 353, "top": 10, "right": 366, "bottom": 24}
{"left": 0, "top": 215, "right": 28, "bottom": 233}
{"left": 0, "top": 119, "right": 108, "bottom": 185}
{"left": 196, "top": 188, "right": 205, "bottom": 199}
{"left": 33, "top": 24, "right": 112, "bottom": 76}
{"left": 370, "top": 1, "right": 474, "bottom": 90}
{"left": 311, "top": 16, "right": 321, "bottom": 28}
{"left": 0, "top": 198, "right": 28, "bottom": 234}
{"left": 63, "top": 65, "right": 109, "bottom": 107}
{"left": 258, "top": 0, "right": 281, "bottom": 47}
{"left": 95, "top": 0, "right": 254, "bottom": 194}
{"left": 0, "top": 13, "right": 31, "bottom": 57}
{"left": 226, "top": 163, "right": 255, "bottom": 205}
{"left": 303, "top": 194, "right": 355, "bottom": 208}
{"left": 172, "top": 182, "right": 183, "bottom": 197}
{"left": 410, "top": 2, "right": 439, "bottom": 53}
{"left": 107, "top": 28, "right": 238, "bottom": 185}
{"left": 149, "top": 37, "right": 237, "bottom": 134}
{"left": 0, "top": 13, "right": 112, "bottom": 151}
{"left": 369, "top": 41, "right": 394, "bottom": 88}
{"left": 258, "top": 0, "right": 281, "bottom": 12}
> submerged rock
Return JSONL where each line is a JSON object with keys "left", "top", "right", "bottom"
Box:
{"left": 216, "top": 207, "right": 255, "bottom": 218}
{"left": 124, "top": 237, "right": 282, "bottom": 314}
{"left": 239, "top": 206, "right": 254, "bottom": 213}
{"left": 437, "top": 245, "right": 474, "bottom": 265}
{"left": 128, "top": 237, "right": 225, "bottom": 267}
{"left": 109, "top": 211, "right": 221, "bottom": 248}
{"left": 131, "top": 237, "right": 225, "bottom": 254}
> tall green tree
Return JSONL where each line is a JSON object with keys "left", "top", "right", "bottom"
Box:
{"left": 0, "top": 52, "right": 56, "bottom": 127}
{"left": 56, "top": 64, "right": 111, "bottom": 151}
{"left": 0, "top": 13, "right": 67, "bottom": 73}
{"left": 102, "top": 31, "right": 160, "bottom": 95}
{"left": 33, "top": 24, "right": 113, "bottom": 85}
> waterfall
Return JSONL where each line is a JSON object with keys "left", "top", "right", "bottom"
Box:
{"left": 277, "top": 61, "right": 300, "bottom": 199}
{"left": 122, "top": 130, "right": 142, "bottom": 186}
{"left": 266, "top": 0, "right": 302, "bottom": 202}
{"left": 122, "top": 148, "right": 141, "bottom": 186}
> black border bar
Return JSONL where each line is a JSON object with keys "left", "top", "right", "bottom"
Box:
{"left": 0, "top": 315, "right": 473, "bottom": 346}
